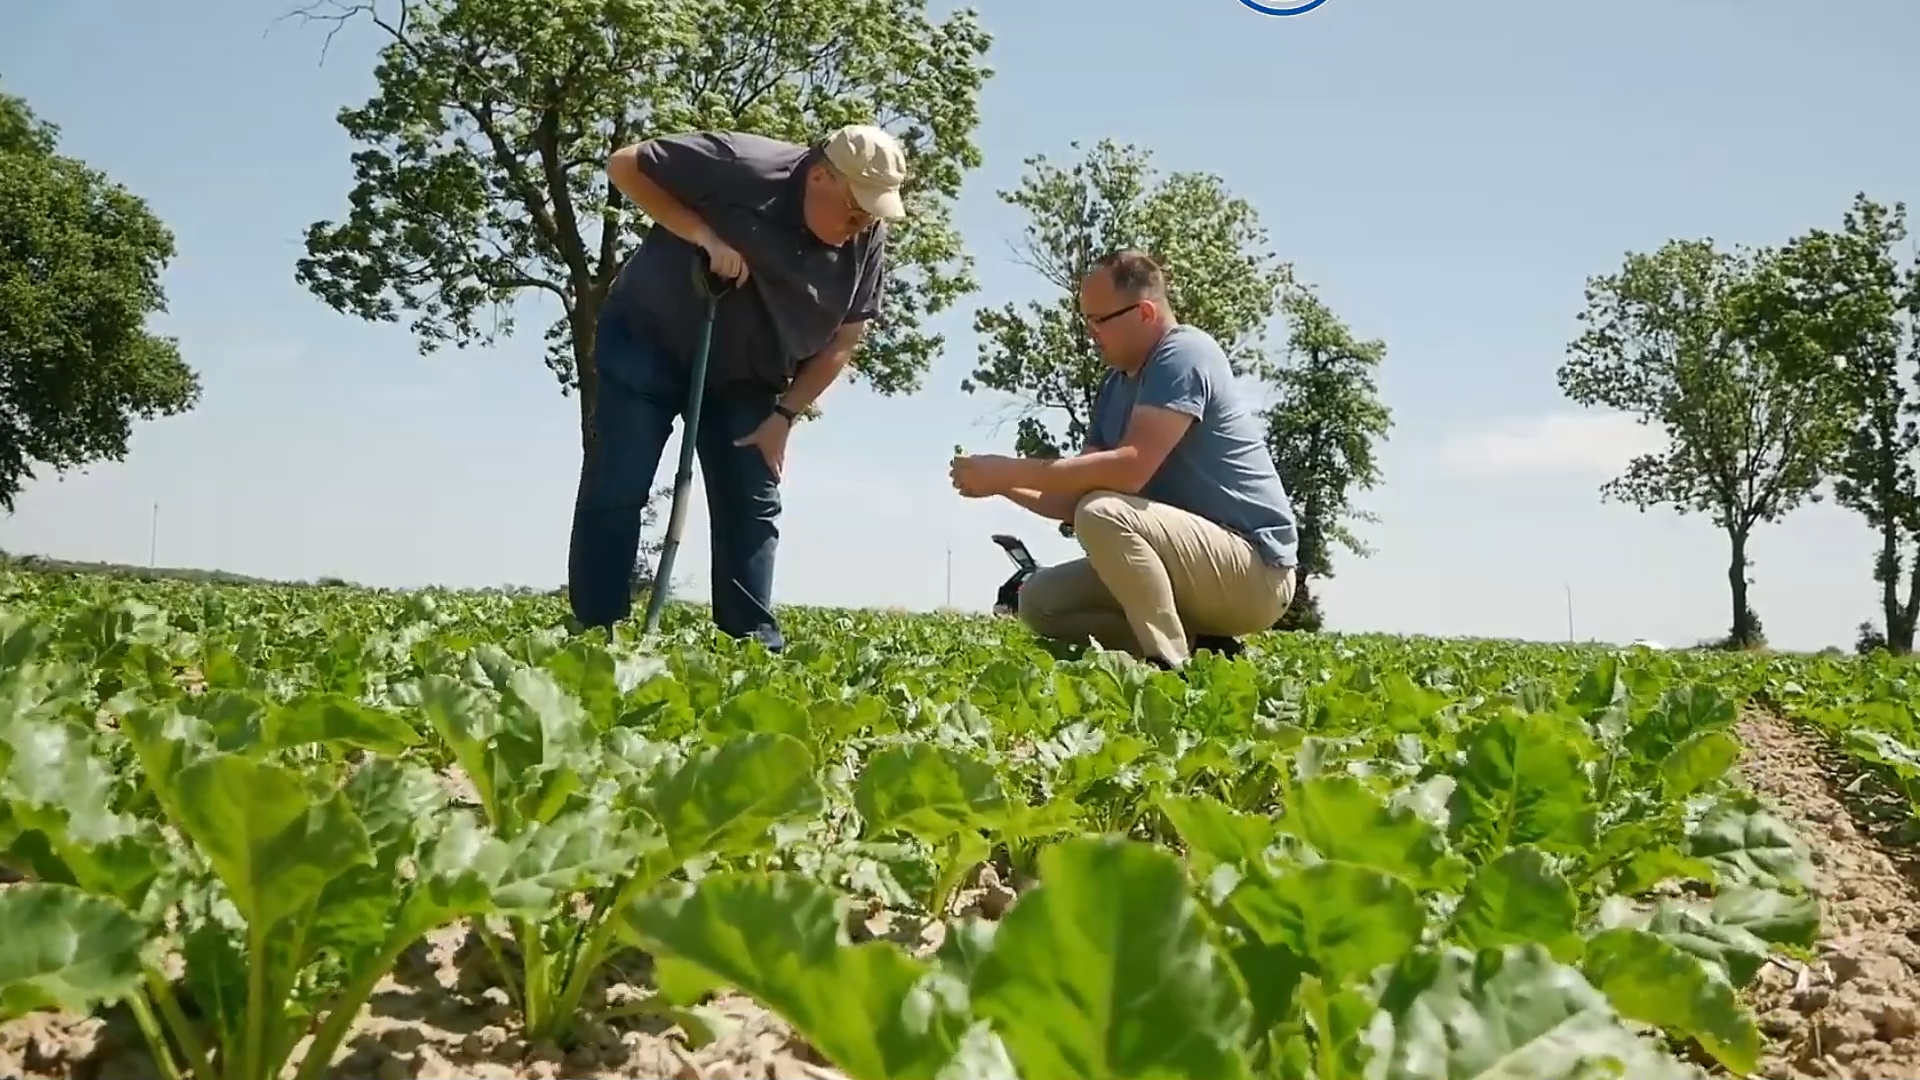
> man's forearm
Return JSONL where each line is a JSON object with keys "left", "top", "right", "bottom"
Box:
{"left": 779, "top": 334, "right": 860, "bottom": 414}
{"left": 1006, "top": 449, "right": 1143, "bottom": 499}
{"left": 1002, "top": 486, "right": 1076, "bottom": 522}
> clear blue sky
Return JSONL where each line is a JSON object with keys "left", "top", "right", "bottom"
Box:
{"left": 4, "top": 0, "right": 1916, "bottom": 650}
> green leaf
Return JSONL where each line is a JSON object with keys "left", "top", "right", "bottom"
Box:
{"left": 1157, "top": 794, "right": 1279, "bottom": 879}
{"left": 1685, "top": 804, "right": 1815, "bottom": 892}
{"left": 1658, "top": 730, "right": 1740, "bottom": 799}
{"left": 1228, "top": 860, "right": 1424, "bottom": 985}
{"left": 1451, "top": 848, "right": 1582, "bottom": 962}
{"left": 170, "top": 753, "right": 373, "bottom": 931}
{"left": 497, "top": 803, "right": 653, "bottom": 913}
{"left": 1629, "top": 900, "right": 1774, "bottom": 990}
{"left": 1282, "top": 775, "right": 1466, "bottom": 890}
{"left": 969, "top": 836, "right": 1253, "bottom": 1079}
{"left": 1448, "top": 712, "right": 1598, "bottom": 859}
{"left": 0, "top": 883, "right": 147, "bottom": 1020}
{"left": 855, "top": 743, "right": 1008, "bottom": 840}
{"left": 1364, "top": 945, "right": 1696, "bottom": 1080}
{"left": 713, "top": 688, "right": 812, "bottom": 742}
{"left": 624, "top": 872, "right": 969, "bottom": 1080}
{"left": 265, "top": 693, "right": 420, "bottom": 754}
{"left": 1582, "top": 927, "right": 1760, "bottom": 1074}
{"left": 639, "top": 732, "right": 824, "bottom": 860}
{"left": 1708, "top": 885, "right": 1819, "bottom": 949}
{"left": 0, "top": 710, "right": 168, "bottom": 904}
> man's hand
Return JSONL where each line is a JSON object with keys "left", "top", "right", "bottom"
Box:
{"left": 735, "top": 413, "right": 790, "bottom": 477}
{"left": 950, "top": 453, "right": 1019, "bottom": 498}
{"left": 695, "top": 225, "right": 749, "bottom": 284}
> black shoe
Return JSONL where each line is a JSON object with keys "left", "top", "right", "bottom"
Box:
{"left": 1193, "top": 635, "right": 1244, "bottom": 659}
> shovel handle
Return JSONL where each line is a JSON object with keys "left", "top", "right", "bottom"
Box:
{"left": 691, "top": 260, "right": 736, "bottom": 301}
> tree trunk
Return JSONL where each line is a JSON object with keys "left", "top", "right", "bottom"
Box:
{"left": 573, "top": 304, "right": 600, "bottom": 455}
{"left": 1879, "top": 518, "right": 1909, "bottom": 653}
{"left": 1275, "top": 574, "right": 1323, "bottom": 632}
{"left": 1728, "top": 528, "right": 1755, "bottom": 648}
{"left": 1896, "top": 539, "right": 1920, "bottom": 654}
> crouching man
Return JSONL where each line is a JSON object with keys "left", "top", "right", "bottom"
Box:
{"left": 949, "top": 250, "right": 1298, "bottom": 667}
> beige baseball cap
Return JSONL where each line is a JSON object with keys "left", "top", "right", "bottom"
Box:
{"left": 822, "top": 124, "right": 908, "bottom": 221}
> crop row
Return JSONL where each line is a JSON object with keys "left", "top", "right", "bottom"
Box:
{"left": 0, "top": 568, "right": 1899, "bottom": 1078}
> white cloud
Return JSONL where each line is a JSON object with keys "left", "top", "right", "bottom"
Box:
{"left": 1438, "top": 413, "right": 1665, "bottom": 478}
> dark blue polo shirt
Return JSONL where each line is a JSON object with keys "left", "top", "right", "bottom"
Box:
{"left": 602, "top": 131, "right": 889, "bottom": 398}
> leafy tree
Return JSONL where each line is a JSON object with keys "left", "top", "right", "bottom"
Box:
{"left": 1557, "top": 238, "right": 1852, "bottom": 649}
{"left": 0, "top": 89, "right": 199, "bottom": 510}
{"left": 290, "top": 0, "right": 992, "bottom": 448}
{"left": 630, "top": 481, "right": 672, "bottom": 594}
{"left": 965, "top": 139, "right": 1291, "bottom": 457}
{"left": 1772, "top": 195, "right": 1920, "bottom": 651}
{"left": 1263, "top": 284, "right": 1392, "bottom": 631}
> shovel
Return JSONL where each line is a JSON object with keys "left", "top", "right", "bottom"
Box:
{"left": 641, "top": 263, "right": 734, "bottom": 634}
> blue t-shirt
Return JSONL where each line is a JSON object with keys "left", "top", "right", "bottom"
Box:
{"left": 1087, "top": 324, "right": 1299, "bottom": 567}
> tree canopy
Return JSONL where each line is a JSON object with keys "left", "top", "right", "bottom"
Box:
{"left": 1557, "top": 237, "right": 1853, "bottom": 648}
{"left": 1263, "top": 284, "right": 1392, "bottom": 630}
{"left": 1772, "top": 195, "right": 1920, "bottom": 652}
{"left": 0, "top": 89, "right": 199, "bottom": 511}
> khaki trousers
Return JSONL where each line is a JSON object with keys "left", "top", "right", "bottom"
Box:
{"left": 1017, "top": 490, "right": 1296, "bottom": 665}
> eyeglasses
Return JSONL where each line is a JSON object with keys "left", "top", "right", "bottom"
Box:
{"left": 823, "top": 163, "right": 876, "bottom": 231}
{"left": 1082, "top": 302, "right": 1141, "bottom": 330}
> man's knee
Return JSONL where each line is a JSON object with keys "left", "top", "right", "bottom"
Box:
{"left": 1015, "top": 574, "right": 1052, "bottom": 634}
{"left": 582, "top": 392, "right": 669, "bottom": 508}
{"left": 1071, "top": 489, "right": 1135, "bottom": 536}
{"left": 1016, "top": 565, "right": 1076, "bottom": 637}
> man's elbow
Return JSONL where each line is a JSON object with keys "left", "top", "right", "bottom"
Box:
{"left": 833, "top": 321, "right": 868, "bottom": 354}
{"left": 607, "top": 145, "right": 647, "bottom": 199}
{"left": 1107, "top": 451, "right": 1157, "bottom": 495}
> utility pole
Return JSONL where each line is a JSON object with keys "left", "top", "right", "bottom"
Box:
{"left": 1564, "top": 582, "right": 1574, "bottom": 643}
{"left": 149, "top": 502, "right": 159, "bottom": 568}
{"left": 945, "top": 544, "right": 953, "bottom": 608}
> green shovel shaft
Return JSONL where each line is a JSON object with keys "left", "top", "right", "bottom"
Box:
{"left": 640, "top": 288, "right": 721, "bottom": 634}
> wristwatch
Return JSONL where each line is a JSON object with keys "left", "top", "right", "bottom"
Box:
{"left": 772, "top": 403, "right": 798, "bottom": 424}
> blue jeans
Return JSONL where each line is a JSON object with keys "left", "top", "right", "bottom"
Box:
{"left": 567, "top": 310, "right": 785, "bottom": 649}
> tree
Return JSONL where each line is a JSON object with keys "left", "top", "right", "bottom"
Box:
{"left": 965, "top": 139, "right": 1291, "bottom": 457}
{"left": 290, "top": 0, "right": 992, "bottom": 448}
{"left": 1557, "top": 238, "right": 1852, "bottom": 649}
{"left": 630, "top": 481, "right": 672, "bottom": 595}
{"left": 1263, "top": 284, "right": 1392, "bottom": 631}
{"left": 0, "top": 89, "right": 199, "bottom": 510}
{"left": 1772, "top": 195, "right": 1920, "bottom": 651}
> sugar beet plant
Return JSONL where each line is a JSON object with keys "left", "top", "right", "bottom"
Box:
{"left": 0, "top": 568, "right": 1843, "bottom": 1078}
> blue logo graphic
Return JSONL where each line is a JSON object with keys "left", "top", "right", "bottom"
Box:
{"left": 1237, "top": 0, "right": 1330, "bottom": 14}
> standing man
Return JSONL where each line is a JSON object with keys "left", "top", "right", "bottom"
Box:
{"left": 950, "top": 250, "right": 1299, "bottom": 668}
{"left": 569, "top": 125, "right": 903, "bottom": 649}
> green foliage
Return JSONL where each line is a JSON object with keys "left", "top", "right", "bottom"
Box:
{"left": 1772, "top": 194, "right": 1920, "bottom": 652}
{"left": 1557, "top": 237, "right": 1853, "bottom": 648}
{"left": 0, "top": 88, "right": 200, "bottom": 510}
{"left": 964, "top": 139, "right": 1290, "bottom": 457}
{"left": 1275, "top": 587, "right": 1324, "bottom": 632}
{"left": 292, "top": 0, "right": 992, "bottom": 444}
{"left": 1264, "top": 284, "right": 1393, "bottom": 597}
{"left": 1, "top": 565, "right": 1882, "bottom": 1078}
{"left": 632, "top": 481, "right": 674, "bottom": 594}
